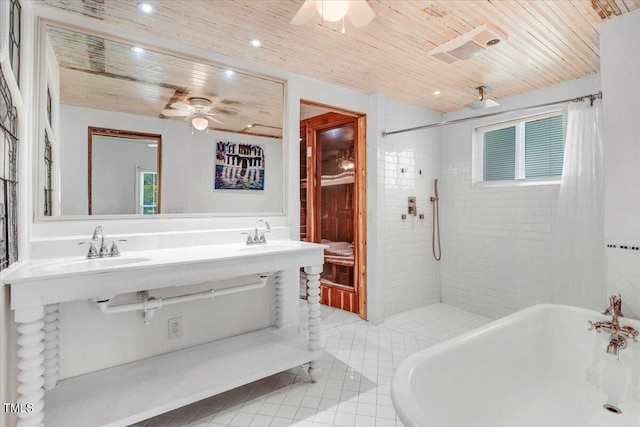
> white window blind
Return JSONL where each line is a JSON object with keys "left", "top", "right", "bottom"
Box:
{"left": 483, "top": 126, "right": 516, "bottom": 181}
{"left": 524, "top": 115, "right": 564, "bottom": 178}
{"left": 478, "top": 112, "right": 564, "bottom": 183}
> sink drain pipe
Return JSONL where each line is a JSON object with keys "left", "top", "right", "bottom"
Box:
{"left": 96, "top": 272, "right": 274, "bottom": 324}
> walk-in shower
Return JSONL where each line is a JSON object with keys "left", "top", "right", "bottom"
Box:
{"left": 430, "top": 179, "right": 442, "bottom": 261}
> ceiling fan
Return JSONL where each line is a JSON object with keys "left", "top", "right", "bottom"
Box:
{"left": 291, "top": 0, "right": 375, "bottom": 31}
{"left": 161, "top": 97, "right": 224, "bottom": 131}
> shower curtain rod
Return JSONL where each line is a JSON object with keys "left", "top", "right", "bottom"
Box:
{"left": 382, "top": 91, "right": 602, "bottom": 137}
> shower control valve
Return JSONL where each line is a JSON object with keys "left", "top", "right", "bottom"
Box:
{"left": 408, "top": 196, "right": 417, "bottom": 216}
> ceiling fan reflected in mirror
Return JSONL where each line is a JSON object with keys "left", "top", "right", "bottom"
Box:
{"left": 161, "top": 97, "right": 224, "bottom": 132}
{"left": 291, "top": 0, "right": 375, "bottom": 33}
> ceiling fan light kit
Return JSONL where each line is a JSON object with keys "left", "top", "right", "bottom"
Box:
{"left": 291, "top": 0, "right": 375, "bottom": 31}
{"left": 161, "top": 97, "right": 225, "bottom": 132}
{"left": 428, "top": 24, "right": 508, "bottom": 64}
{"left": 316, "top": 0, "right": 350, "bottom": 22}
{"left": 191, "top": 116, "right": 209, "bottom": 131}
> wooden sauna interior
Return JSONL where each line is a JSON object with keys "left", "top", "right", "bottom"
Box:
{"left": 300, "top": 108, "right": 366, "bottom": 317}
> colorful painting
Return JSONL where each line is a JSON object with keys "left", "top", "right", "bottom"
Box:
{"left": 215, "top": 141, "right": 265, "bottom": 190}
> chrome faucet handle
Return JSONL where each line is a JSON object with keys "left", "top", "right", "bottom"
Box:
{"left": 78, "top": 241, "right": 99, "bottom": 258}
{"left": 240, "top": 231, "right": 253, "bottom": 244}
{"left": 109, "top": 240, "right": 127, "bottom": 257}
{"left": 259, "top": 230, "right": 270, "bottom": 243}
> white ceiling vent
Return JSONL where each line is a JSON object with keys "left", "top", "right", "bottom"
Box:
{"left": 428, "top": 24, "right": 507, "bottom": 64}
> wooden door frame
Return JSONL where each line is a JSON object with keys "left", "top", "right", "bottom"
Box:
{"left": 300, "top": 105, "right": 367, "bottom": 320}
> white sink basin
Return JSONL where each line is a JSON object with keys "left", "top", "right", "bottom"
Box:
{"left": 39, "top": 257, "right": 151, "bottom": 273}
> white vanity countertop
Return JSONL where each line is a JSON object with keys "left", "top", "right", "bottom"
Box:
{"left": 3, "top": 240, "right": 326, "bottom": 285}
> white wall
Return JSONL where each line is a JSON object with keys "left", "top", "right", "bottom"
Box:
{"left": 439, "top": 75, "right": 601, "bottom": 319}
{"left": 382, "top": 100, "right": 442, "bottom": 317}
{"left": 58, "top": 278, "right": 275, "bottom": 379}
{"left": 59, "top": 105, "right": 283, "bottom": 215}
{"left": 91, "top": 136, "right": 158, "bottom": 215}
{"left": 601, "top": 9, "right": 640, "bottom": 319}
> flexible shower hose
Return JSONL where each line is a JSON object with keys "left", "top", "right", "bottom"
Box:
{"left": 432, "top": 197, "right": 442, "bottom": 261}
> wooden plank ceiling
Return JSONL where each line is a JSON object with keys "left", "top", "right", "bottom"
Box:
{"left": 39, "top": 0, "right": 640, "bottom": 113}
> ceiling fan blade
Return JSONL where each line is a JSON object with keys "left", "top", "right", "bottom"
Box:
{"left": 346, "top": 0, "right": 375, "bottom": 28}
{"left": 161, "top": 109, "right": 190, "bottom": 117}
{"left": 170, "top": 101, "right": 192, "bottom": 110}
{"left": 205, "top": 115, "right": 224, "bottom": 124}
{"left": 290, "top": 0, "right": 317, "bottom": 25}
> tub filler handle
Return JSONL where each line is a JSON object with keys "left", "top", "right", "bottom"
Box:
{"left": 589, "top": 294, "right": 638, "bottom": 356}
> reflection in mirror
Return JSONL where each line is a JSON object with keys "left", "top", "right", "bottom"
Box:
{"left": 43, "top": 132, "right": 53, "bottom": 216}
{"left": 88, "top": 127, "right": 161, "bottom": 215}
{"left": 40, "top": 22, "right": 285, "bottom": 218}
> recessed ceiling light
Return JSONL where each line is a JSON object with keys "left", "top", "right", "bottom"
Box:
{"left": 250, "top": 39, "right": 262, "bottom": 48}
{"left": 137, "top": 2, "right": 156, "bottom": 14}
{"left": 433, "top": 90, "right": 441, "bottom": 96}
{"left": 225, "top": 69, "right": 235, "bottom": 77}
{"left": 247, "top": 124, "right": 254, "bottom": 128}
{"left": 131, "top": 46, "right": 145, "bottom": 54}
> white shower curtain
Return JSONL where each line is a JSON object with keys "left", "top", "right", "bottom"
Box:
{"left": 552, "top": 99, "right": 605, "bottom": 310}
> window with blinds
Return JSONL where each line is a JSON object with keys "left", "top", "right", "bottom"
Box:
{"left": 479, "top": 112, "right": 564, "bottom": 183}
{"left": 525, "top": 115, "right": 564, "bottom": 178}
{"left": 484, "top": 126, "right": 516, "bottom": 181}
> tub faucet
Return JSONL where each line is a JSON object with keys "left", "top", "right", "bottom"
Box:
{"left": 589, "top": 294, "right": 638, "bottom": 356}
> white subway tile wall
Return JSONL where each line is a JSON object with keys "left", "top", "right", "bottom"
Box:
{"left": 439, "top": 126, "right": 558, "bottom": 319}
{"left": 606, "top": 248, "right": 640, "bottom": 319}
{"left": 601, "top": 10, "right": 640, "bottom": 320}
{"left": 382, "top": 100, "right": 442, "bottom": 317}
{"left": 437, "top": 76, "right": 602, "bottom": 319}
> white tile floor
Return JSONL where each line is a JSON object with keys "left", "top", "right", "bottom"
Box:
{"left": 132, "top": 302, "right": 490, "bottom": 427}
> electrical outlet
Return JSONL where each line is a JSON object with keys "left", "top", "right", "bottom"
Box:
{"left": 168, "top": 317, "right": 183, "bottom": 339}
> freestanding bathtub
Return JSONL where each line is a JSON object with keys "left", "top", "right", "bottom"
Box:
{"left": 391, "top": 304, "right": 640, "bottom": 427}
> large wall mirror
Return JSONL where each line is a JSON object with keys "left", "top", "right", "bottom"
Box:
{"left": 38, "top": 22, "right": 285, "bottom": 218}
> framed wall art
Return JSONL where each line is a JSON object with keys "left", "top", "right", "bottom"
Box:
{"left": 215, "top": 140, "right": 265, "bottom": 190}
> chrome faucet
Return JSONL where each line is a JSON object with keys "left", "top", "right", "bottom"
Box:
{"left": 92, "top": 226, "right": 109, "bottom": 257}
{"left": 242, "top": 220, "right": 271, "bottom": 245}
{"left": 80, "top": 226, "right": 125, "bottom": 258}
{"left": 589, "top": 294, "right": 638, "bottom": 356}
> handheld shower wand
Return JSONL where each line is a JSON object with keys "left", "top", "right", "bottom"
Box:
{"left": 430, "top": 179, "right": 442, "bottom": 261}
{"left": 430, "top": 179, "right": 439, "bottom": 202}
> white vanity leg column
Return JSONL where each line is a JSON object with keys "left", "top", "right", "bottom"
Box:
{"left": 15, "top": 306, "right": 46, "bottom": 427}
{"left": 43, "top": 304, "right": 60, "bottom": 390}
{"left": 274, "top": 270, "right": 285, "bottom": 328}
{"left": 304, "top": 265, "right": 322, "bottom": 382}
